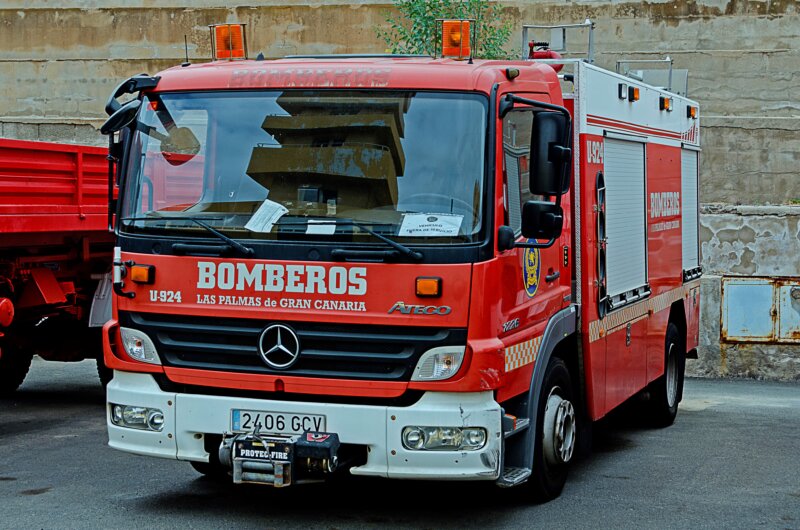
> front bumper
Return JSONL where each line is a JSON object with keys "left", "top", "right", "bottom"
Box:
{"left": 107, "top": 371, "right": 503, "bottom": 480}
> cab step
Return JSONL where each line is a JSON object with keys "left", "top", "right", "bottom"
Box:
{"left": 502, "top": 414, "right": 531, "bottom": 438}
{"left": 497, "top": 466, "right": 531, "bottom": 487}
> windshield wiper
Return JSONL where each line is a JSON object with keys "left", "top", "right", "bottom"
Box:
{"left": 275, "top": 218, "right": 423, "bottom": 261}
{"left": 123, "top": 216, "right": 254, "bottom": 257}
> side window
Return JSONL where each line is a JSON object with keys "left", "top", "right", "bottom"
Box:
{"left": 139, "top": 108, "right": 208, "bottom": 213}
{"left": 502, "top": 110, "right": 536, "bottom": 235}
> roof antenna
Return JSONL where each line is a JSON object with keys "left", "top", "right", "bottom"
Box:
{"left": 181, "top": 35, "right": 191, "bottom": 67}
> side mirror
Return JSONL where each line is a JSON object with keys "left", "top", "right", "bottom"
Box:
{"left": 160, "top": 126, "right": 201, "bottom": 166}
{"left": 530, "top": 112, "right": 571, "bottom": 195}
{"left": 521, "top": 200, "right": 563, "bottom": 241}
{"left": 100, "top": 99, "right": 141, "bottom": 135}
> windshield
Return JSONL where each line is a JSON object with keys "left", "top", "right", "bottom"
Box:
{"left": 120, "top": 90, "right": 487, "bottom": 244}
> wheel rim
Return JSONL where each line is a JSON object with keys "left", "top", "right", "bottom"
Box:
{"left": 543, "top": 389, "right": 576, "bottom": 467}
{"left": 666, "top": 342, "right": 678, "bottom": 408}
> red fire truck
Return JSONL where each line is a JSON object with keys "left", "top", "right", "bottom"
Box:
{"left": 100, "top": 21, "right": 700, "bottom": 500}
{"left": 0, "top": 138, "right": 115, "bottom": 394}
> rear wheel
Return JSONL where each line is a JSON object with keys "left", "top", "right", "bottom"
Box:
{"left": 529, "top": 356, "right": 576, "bottom": 502}
{"left": 0, "top": 343, "right": 33, "bottom": 396}
{"left": 647, "top": 322, "right": 685, "bottom": 427}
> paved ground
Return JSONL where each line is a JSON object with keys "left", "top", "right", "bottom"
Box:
{"left": 1, "top": 357, "right": 799, "bottom": 529}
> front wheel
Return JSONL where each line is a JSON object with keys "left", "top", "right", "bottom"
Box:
{"left": 190, "top": 460, "right": 230, "bottom": 481}
{"left": 647, "top": 322, "right": 685, "bottom": 427}
{"left": 97, "top": 357, "right": 113, "bottom": 388}
{"left": 528, "top": 356, "right": 576, "bottom": 502}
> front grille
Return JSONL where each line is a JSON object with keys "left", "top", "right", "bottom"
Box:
{"left": 119, "top": 311, "right": 466, "bottom": 381}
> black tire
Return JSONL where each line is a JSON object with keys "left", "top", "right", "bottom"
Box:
{"left": 190, "top": 460, "right": 230, "bottom": 481}
{"left": 647, "top": 322, "right": 685, "bottom": 427}
{"left": 529, "top": 356, "right": 576, "bottom": 502}
{"left": 97, "top": 357, "right": 113, "bottom": 388}
{"left": 0, "top": 343, "right": 33, "bottom": 397}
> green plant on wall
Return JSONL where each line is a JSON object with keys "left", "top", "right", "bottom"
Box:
{"left": 377, "top": 0, "right": 512, "bottom": 59}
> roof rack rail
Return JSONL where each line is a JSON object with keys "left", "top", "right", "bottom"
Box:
{"left": 520, "top": 19, "right": 595, "bottom": 63}
{"left": 616, "top": 57, "right": 678, "bottom": 92}
{"left": 284, "top": 54, "right": 431, "bottom": 59}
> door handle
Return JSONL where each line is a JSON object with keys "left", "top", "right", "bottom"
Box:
{"left": 545, "top": 271, "right": 560, "bottom": 283}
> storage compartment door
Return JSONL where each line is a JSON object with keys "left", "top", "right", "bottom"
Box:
{"left": 604, "top": 138, "right": 647, "bottom": 300}
{"left": 681, "top": 149, "right": 699, "bottom": 271}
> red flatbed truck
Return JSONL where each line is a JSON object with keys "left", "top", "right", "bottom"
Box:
{"left": 101, "top": 21, "right": 700, "bottom": 500}
{"left": 0, "top": 138, "right": 115, "bottom": 394}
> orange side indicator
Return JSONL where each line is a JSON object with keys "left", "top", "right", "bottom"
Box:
{"left": 130, "top": 264, "right": 156, "bottom": 284}
{"left": 442, "top": 20, "right": 471, "bottom": 59}
{"left": 416, "top": 277, "right": 442, "bottom": 298}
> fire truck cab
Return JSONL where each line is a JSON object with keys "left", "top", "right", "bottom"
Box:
{"left": 101, "top": 21, "right": 700, "bottom": 501}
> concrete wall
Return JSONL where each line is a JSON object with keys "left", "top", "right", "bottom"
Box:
{"left": 1, "top": 1, "right": 798, "bottom": 378}
{"left": 2, "top": 2, "right": 799, "bottom": 169}
{"left": 695, "top": 205, "right": 800, "bottom": 381}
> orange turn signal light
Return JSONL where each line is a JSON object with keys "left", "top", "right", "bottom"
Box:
{"left": 687, "top": 105, "right": 698, "bottom": 119}
{"left": 659, "top": 96, "right": 673, "bottom": 112}
{"left": 628, "top": 86, "right": 640, "bottom": 102}
{"left": 442, "top": 20, "right": 471, "bottom": 59}
{"left": 130, "top": 265, "right": 156, "bottom": 284}
{"left": 211, "top": 23, "right": 247, "bottom": 60}
{"left": 416, "top": 277, "right": 442, "bottom": 298}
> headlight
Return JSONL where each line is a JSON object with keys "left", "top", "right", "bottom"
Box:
{"left": 401, "top": 426, "right": 487, "bottom": 451}
{"left": 119, "top": 327, "right": 161, "bottom": 365}
{"left": 109, "top": 403, "right": 165, "bottom": 432}
{"left": 411, "top": 346, "right": 465, "bottom": 381}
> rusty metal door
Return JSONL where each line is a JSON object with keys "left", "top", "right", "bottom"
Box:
{"left": 722, "top": 277, "right": 800, "bottom": 343}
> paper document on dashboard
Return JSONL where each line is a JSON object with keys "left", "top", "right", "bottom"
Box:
{"left": 398, "top": 213, "right": 463, "bottom": 237}
{"left": 244, "top": 199, "right": 288, "bottom": 232}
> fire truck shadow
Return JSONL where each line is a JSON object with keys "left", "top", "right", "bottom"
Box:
{"left": 136, "top": 411, "right": 658, "bottom": 521}
{"left": 131, "top": 401, "right": 665, "bottom": 519}
{"left": 144, "top": 475, "right": 521, "bottom": 522}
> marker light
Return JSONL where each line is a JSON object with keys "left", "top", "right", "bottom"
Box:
{"left": 659, "top": 96, "right": 673, "bottom": 111}
{"left": 628, "top": 86, "right": 640, "bottom": 102}
{"left": 210, "top": 23, "right": 247, "bottom": 60}
{"left": 411, "top": 346, "right": 465, "bottom": 381}
{"left": 441, "top": 20, "right": 471, "bottom": 59}
{"left": 618, "top": 83, "right": 628, "bottom": 100}
{"left": 130, "top": 264, "right": 155, "bottom": 284}
{"left": 687, "top": 105, "right": 698, "bottom": 119}
{"left": 416, "top": 277, "right": 442, "bottom": 298}
{"left": 119, "top": 327, "right": 161, "bottom": 365}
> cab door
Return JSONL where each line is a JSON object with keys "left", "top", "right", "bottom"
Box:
{"left": 495, "top": 90, "right": 573, "bottom": 401}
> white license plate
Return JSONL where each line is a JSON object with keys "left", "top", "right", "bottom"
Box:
{"left": 231, "top": 409, "right": 326, "bottom": 435}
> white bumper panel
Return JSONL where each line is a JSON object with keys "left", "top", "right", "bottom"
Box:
{"left": 107, "top": 371, "right": 503, "bottom": 481}
{"left": 106, "top": 370, "right": 177, "bottom": 458}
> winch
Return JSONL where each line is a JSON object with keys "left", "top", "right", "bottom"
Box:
{"left": 218, "top": 430, "right": 340, "bottom": 487}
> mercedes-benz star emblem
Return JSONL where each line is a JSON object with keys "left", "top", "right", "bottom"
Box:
{"left": 258, "top": 324, "right": 301, "bottom": 370}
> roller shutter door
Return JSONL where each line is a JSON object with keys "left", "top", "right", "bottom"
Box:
{"left": 681, "top": 149, "right": 699, "bottom": 271}
{"left": 604, "top": 138, "right": 647, "bottom": 299}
